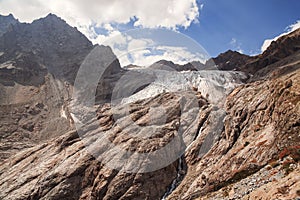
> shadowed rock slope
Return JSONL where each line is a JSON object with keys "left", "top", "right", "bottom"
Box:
{"left": 0, "top": 14, "right": 127, "bottom": 161}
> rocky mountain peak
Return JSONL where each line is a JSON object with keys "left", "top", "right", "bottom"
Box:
{"left": 0, "top": 13, "right": 17, "bottom": 22}
{"left": 263, "top": 28, "right": 300, "bottom": 57}
{"left": 148, "top": 59, "right": 208, "bottom": 71}
{"left": 44, "top": 13, "right": 62, "bottom": 20}
{"left": 0, "top": 13, "right": 94, "bottom": 83}
{"left": 31, "top": 13, "right": 75, "bottom": 35}
{"left": 0, "top": 13, "right": 18, "bottom": 36}
{"left": 241, "top": 27, "right": 300, "bottom": 75}
{"left": 207, "top": 49, "right": 253, "bottom": 71}
{"left": 149, "top": 59, "right": 178, "bottom": 71}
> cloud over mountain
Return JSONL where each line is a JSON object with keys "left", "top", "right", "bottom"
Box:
{"left": 261, "top": 20, "right": 300, "bottom": 52}
{"left": 0, "top": 0, "right": 202, "bottom": 66}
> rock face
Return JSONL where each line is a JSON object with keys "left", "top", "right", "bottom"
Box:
{"left": 0, "top": 14, "right": 127, "bottom": 161}
{"left": 0, "top": 13, "right": 95, "bottom": 161}
{"left": 207, "top": 50, "right": 253, "bottom": 71}
{"left": 0, "top": 13, "right": 93, "bottom": 84}
{"left": 0, "top": 13, "right": 300, "bottom": 200}
{"left": 0, "top": 14, "right": 139, "bottom": 161}
{"left": 243, "top": 28, "right": 300, "bottom": 75}
{"left": 0, "top": 90, "right": 208, "bottom": 199}
{"left": 0, "top": 14, "right": 18, "bottom": 36}
{"left": 147, "top": 60, "right": 214, "bottom": 71}
{"left": 168, "top": 64, "right": 300, "bottom": 200}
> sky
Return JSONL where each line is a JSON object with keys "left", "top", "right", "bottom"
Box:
{"left": 188, "top": 0, "right": 300, "bottom": 56}
{"left": 0, "top": 0, "right": 299, "bottom": 66}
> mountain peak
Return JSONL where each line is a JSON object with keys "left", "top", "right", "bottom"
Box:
{"left": 0, "top": 13, "right": 16, "bottom": 19}
{"left": 220, "top": 49, "right": 243, "bottom": 56}
{"left": 0, "top": 12, "right": 94, "bottom": 83}
{"left": 44, "top": 13, "right": 64, "bottom": 21}
{"left": 0, "top": 13, "right": 19, "bottom": 36}
{"left": 32, "top": 13, "right": 68, "bottom": 27}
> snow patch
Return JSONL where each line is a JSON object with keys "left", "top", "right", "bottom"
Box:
{"left": 60, "top": 106, "right": 67, "bottom": 119}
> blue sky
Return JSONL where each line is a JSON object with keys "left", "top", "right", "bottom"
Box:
{"left": 183, "top": 0, "right": 300, "bottom": 56}
{"left": 0, "top": 0, "right": 299, "bottom": 64}
{"left": 91, "top": 0, "right": 300, "bottom": 58}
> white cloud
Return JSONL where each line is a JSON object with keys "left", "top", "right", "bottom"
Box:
{"left": 94, "top": 30, "right": 208, "bottom": 67}
{"left": 261, "top": 20, "right": 300, "bottom": 52}
{"left": 230, "top": 38, "right": 243, "bottom": 54}
{"left": 126, "top": 45, "right": 206, "bottom": 67}
{"left": 0, "top": 0, "right": 204, "bottom": 66}
{"left": 0, "top": 0, "right": 199, "bottom": 29}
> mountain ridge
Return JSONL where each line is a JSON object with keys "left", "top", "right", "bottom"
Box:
{"left": 0, "top": 13, "right": 299, "bottom": 200}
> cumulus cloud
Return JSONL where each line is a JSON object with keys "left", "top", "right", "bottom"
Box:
{"left": 0, "top": 0, "right": 199, "bottom": 29}
{"left": 261, "top": 20, "right": 300, "bottom": 52}
{"left": 98, "top": 30, "right": 208, "bottom": 67}
{"left": 0, "top": 0, "right": 203, "bottom": 66}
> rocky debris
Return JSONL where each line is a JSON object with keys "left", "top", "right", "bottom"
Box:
{"left": 199, "top": 161, "right": 300, "bottom": 200}
{"left": 2, "top": 65, "right": 298, "bottom": 199}
{"left": 1, "top": 65, "right": 298, "bottom": 200}
{"left": 0, "top": 75, "right": 73, "bottom": 161}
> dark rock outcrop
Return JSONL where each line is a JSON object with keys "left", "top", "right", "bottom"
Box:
{"left": 0, "top": 13, "right": 93, "bottom": 84}
{"left": 147, "top": 59, "right": 210, "bottom": 71}
{"left": 243, "top": 28, "right": 300, "bottom": 75}
{"left": 206, "top": 50, "right": 253, "bottom": 71}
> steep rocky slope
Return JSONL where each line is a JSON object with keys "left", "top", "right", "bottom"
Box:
{"left": 0, "top": 14, "right": 125, "bottom": 161}
{"left": 0, "top": 14, "right": 156, "bottom": 161}
{"left": 0, "top": 13, "right": 98, "bottom": 161}
{"left": 0, "top": 90, "right": 208, "bottom": 199}
{"left": 168, "top": 63, "right": 300, "bottom": 200}
{"left": 206, "top": 50, "right": 253, "bottom": 71}
{"left": 0, "top": 59, "right": 298, "bottom": 199}
{"left": 243, "top": 28, "right": 300, "bottom": 75}
{"left": 0, "top": 13, "right": 93, "bottom": 83}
